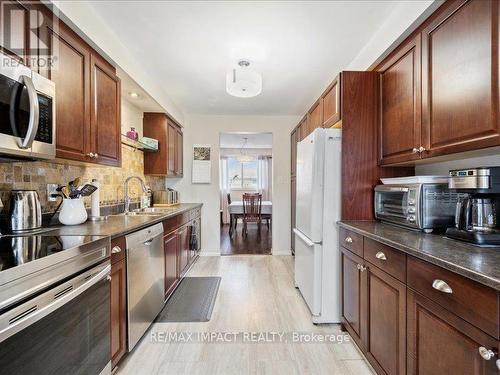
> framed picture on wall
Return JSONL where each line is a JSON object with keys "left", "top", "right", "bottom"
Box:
{"left": 192, "top": 145, "right": 211, "bottom": 183}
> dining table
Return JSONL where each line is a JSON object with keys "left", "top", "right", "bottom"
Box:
{"left": 228, "top": 200, "right": 272, "bottom": 236}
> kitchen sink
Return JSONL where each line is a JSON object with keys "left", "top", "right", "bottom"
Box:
{"left": 113, "top": 207, "right": 175, "bottom": 217}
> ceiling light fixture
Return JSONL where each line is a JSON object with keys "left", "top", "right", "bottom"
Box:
{"left": 238, "top": 137, "right": 254, "bottom": 162}
{"left": 226, "top": 60, "right": 262, "bottom": 98}
{"left": 128, "top": 92, "right": 140, "bottom": 99}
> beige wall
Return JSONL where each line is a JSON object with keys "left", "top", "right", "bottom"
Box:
{"left": 0, "top": 100, "right": 165, "bottom": 212}
{"left": 168, "top": 114, "right": 299, "bottom": 255}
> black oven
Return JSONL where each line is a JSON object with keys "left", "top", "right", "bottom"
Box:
{"left": 0, "top": 261, "right": 111, "bottom": 375}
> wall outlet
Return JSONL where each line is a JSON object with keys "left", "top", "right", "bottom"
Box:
{"left": 47, "top": 184, "right": 59, "bottom": 202}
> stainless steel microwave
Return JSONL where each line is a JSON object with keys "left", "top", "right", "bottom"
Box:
{"left": 374, "top": 184, "right": 459, "bottom": 232}
{"left": 0, "top": 53, "right": 55, "bottom": 160}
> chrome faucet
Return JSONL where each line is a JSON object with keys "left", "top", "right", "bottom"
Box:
{"left": 124, "top": 176, "right": 148, "bottom": 213}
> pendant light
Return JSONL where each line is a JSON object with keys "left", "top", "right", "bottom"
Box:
{"left": 238, "top": 137, "right": 254, "bottom": 162}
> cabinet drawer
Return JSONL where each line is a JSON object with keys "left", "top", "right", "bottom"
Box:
{"left": 407, "top": 256, "right": 499, "bottom": 338}
{"left": 364, "top": 238, "right": 406, "bottom": 282}
{"left": 163, "top": 215, "right": 180, "bottom": 233}
{"left": 110, "top": 236, "right": 126, "bottom": 264}
{"left": 339, "top": 228, "right": 363, "bottom": 257}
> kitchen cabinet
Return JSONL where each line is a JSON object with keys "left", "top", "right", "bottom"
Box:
{"left": 291, "top": 128, "right": 298, "bottom": 177}
{"left": 0, "top": 0, "right": 34, "bottom": 66}
{"left": 307, "top": 100, "right": 322, "bottom": 133}
{"left": 407, "top": 289, "right": 498, "bottom": 375}
{"left": 144, "top": 113, "right": 184, "bottom": 177}
{"left": 322, "top": 74, "right": 341, "bottom": 128}
{"left": 340, "top": 227, "right": 500, "bottom": 375}
{"left": 164, "top": 230, "right": 179, "bottom": 298}
{"left": 365, "top": 263, "right": 406, "bottom": 375}
{"left": 177, "top": 225, "right": 189, "bottom": 277}
{"left": 421, "top": 0, "right": 500, "bottom": 158}
{"left": 35, "top": 6, "right": 121, "bottom": 166}
{"left": 376, "top": 0, "right": 500, "bottom": 164}
{"left": 90, "top": 53, "right": 121, "bottom": 167}
{"left": 290, "top": 176, "right": 296, "bottom": 254}
{"left": 110, "top": 236, "right": 127, "bottom": 368}
{"left": 340, "top": 246, "right": 365, "bottom": 346}
{"left": 377, "top": 35, "right": 421, "bottom": 165}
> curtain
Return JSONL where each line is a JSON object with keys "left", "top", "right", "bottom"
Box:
{"left": 219, "top": 156, "right": 230, "bottom": 224}
{"left": 257, "top": 156, "right": 272, "bottom": 201}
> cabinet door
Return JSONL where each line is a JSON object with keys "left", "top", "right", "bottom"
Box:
{"left": 308, "top": 100, "right": 322, "bottom": 131}
{"left": 421, "top": 0, "right": 500, "bottom": 157}
{"left": 291, "top": 129, "right": 297, "bottom": 177}
{"left": 366, "top": 264, "right": 406, "bottom": 375}
{"left": 177, "top": 225, "right": 189, "bottom": 277}
{"left": 167, "top": 122, "right": 176, "bottom": 176}
{"left": 298, "top": 116, "right": 308, "bottom": 141}
{"left": 341, "top": 247, "right": 366, "bottom": 346}
{"left": 322, "top": 75, "right": 341, "bottom": 127}
{"left": 91, "top": 54, "right": 121, "bottom": 166}
{"left": 164, "top": 231, "right": 179, "bottom": 298}
{"left": 110, "top": 258, "right": 127, "bottom": 368}
{"left": 144, "top": 113, "right": 167, "bottom": 175}
{"left": 0, "top": 0, "right": 32, "bottom": 66}
{"left": 407, "top": 289, "right": 498, "bottom": 375}
{"left": 378, "top": 35, "right": 422, "bottom": 165}
{"left": 47, "top": 23, "right": 92, "bottom": 162}
{"left": 175, "top": 128, "right": 183, "bottom": 176}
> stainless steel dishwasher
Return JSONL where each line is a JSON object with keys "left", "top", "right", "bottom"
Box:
{"left": 126, "top": 223, "right": 164, "bottom": 350}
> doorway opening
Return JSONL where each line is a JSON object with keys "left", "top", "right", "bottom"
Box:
{"left": 219, "top": 132, "right": 273, "bottom": 255}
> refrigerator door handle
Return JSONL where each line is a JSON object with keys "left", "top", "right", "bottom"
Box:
{"left": 293, "top": 228, "right": 317, "bottom": 247}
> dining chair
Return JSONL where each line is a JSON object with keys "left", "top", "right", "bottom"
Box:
{"left": 227, "top": 193, "right": 243, "bottom": 234}
{"left": 242, "top": 193, "right": 262, "bottom": 237}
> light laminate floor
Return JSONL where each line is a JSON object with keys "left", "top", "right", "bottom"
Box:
{"left": 116, "top": 255, "right": 374, "bottom": 375}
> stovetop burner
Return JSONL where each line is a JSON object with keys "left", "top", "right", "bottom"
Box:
{"left": 0, "top": 234, "right": 108, "bottom": 274}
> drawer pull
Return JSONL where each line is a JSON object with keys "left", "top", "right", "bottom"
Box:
{"left": 432, "top": 279, "right": 453, "bottom": 294}
{"left": 111, "top": 246, "right": 122, "bottom": 254}
{"left": 496, "top": 359, "right": 500, "bottom": 369}
{"left": 375, "top": 251, "right": 387, "bottom": 261}
{"left": 478, "top": 346, "right": 495, "bottom": 360}
{"left": 344, "top": 237, "right": 353, "bottom": 244}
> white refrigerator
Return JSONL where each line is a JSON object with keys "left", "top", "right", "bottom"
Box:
{"left": 294, "top": 127, "right": 341, "bottom": 324}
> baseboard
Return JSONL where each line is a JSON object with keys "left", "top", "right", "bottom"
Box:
{"left": 272, "top": 250, "right": 292, "bottom": 256}
{"left": 199, "top": 251, "right": 221, "bottom": 256}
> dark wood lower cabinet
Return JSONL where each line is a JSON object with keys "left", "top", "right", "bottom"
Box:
{"left": 366, "top": 264, "right": 406, "bottom": 375}
{"left": 164, "top": 230, "right": 179, "bottom": 298}
{"left": 340, "top": 230, "right": 500, "bottom": 375}
{"left": 407, "top": 289, "right": 497, "bottom": 375}
{"left": 341, "top": 247, "right": 365, "bottom": 346}
{"left": 110, "top": 257, "right": 127, "bottom": 368}
{"left": 177, "top": 225, "right": 189, "bottom": 277}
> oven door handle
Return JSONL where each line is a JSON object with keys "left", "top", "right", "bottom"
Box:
{"left": 0, "top": 264, "right": 111, "bottom": 344}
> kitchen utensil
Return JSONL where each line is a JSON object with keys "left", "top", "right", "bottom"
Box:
{"left": 61, "top": 186, "right": 70, "bottom": 199}
{"left": 4, "top": 190, "right": 42, "bottom": 232}
{"left": 79, "top": 184, "right": 98, "bottom": 197}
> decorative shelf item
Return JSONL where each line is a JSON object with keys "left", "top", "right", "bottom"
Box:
{"left": 121, "top": 133, "right": 158, "bottom": 152}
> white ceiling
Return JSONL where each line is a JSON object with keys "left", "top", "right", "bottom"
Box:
{"left": 220, "top": 133, "right": 272, "bottom": 149}
{"left": 88, "top": 1, "right": 397, "bottom": 116}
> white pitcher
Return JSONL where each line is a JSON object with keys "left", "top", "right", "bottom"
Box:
{"left": 58, "top": 198, "right": 88, "bottom": 225}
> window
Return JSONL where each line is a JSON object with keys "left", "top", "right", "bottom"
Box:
{"left": 228, "top": 157, "right": 258, "bottom": 189}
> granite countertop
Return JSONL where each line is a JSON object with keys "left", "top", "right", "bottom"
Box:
{"left": 49, "top": 203, "right": 202, "bottom": 239}
{"left": 338, "top": 221, "right": 500, "bottom": 291}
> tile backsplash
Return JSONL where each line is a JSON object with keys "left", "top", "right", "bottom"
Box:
{"left": 0, "top": 144, "right": 166, "bottom": 213}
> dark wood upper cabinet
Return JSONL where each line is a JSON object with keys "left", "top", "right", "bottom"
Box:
{"left": 46, "top": 22, "right": 92, "bottom": 162}
{"left": 365, "top": 264, "right": 406, "bottom": 375}
{"left": 144, "top": 113, "right": 183, "bottom": 177}
{"left": 421, "top": 0, "right": 500, "bottom": 158}
{"left": 322, "top": 74, "right": 341, "bottom": 127}
{"left": 0, "top": 0, "right": 33, "bottom": 66}
{"left": 378, "top": 35, "right": 422, "bottom": 165}
{"left": 307, "top": 99, "right": 322, "bottom": 132}
{"left": 407, "top": 289, "right": 498, "bottom": 375}
{"left": 164, "top": 230, "right": 179, "bottom": 298}
{"left": 90, "top": 53, "right": 121, "bottom": 167}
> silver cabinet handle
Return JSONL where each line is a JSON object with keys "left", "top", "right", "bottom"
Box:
{"left": 418, "top": 146, "right": 426, "bottom": 153}
{"left": 87, "top": 152, "right": 95, "bottom": 158}
{"left": 478, "top": 346, "right": 495, "bottom": 360}
{"left": 111, "top": 246, "right": 122, "bottom": 254}
{"left": 344, "top": 237, "right": 353, "bottom": 244}
{"left": 496, "top": 359, "right": 500, "bottom": 369}
{"left": 356, "top": 264, "right": 366, "bottom": 272}
{"left": 106, "top": 275, "right": 112, "bottom": 282}
{"left": 412, "top": 148, "right": 418, "bottom": 154}
{"left": 375, "top": 251, "right": 387, "bottom": 261}
{"left": 94, "top": 153, "right": 99, "bottom": 158}
{"left": 432, "top": 279, "right": 453, "bottom": 294}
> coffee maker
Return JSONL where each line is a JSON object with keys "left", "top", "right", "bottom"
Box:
{"left": 446, "top": 167, "right": 500, "bottom": 246}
